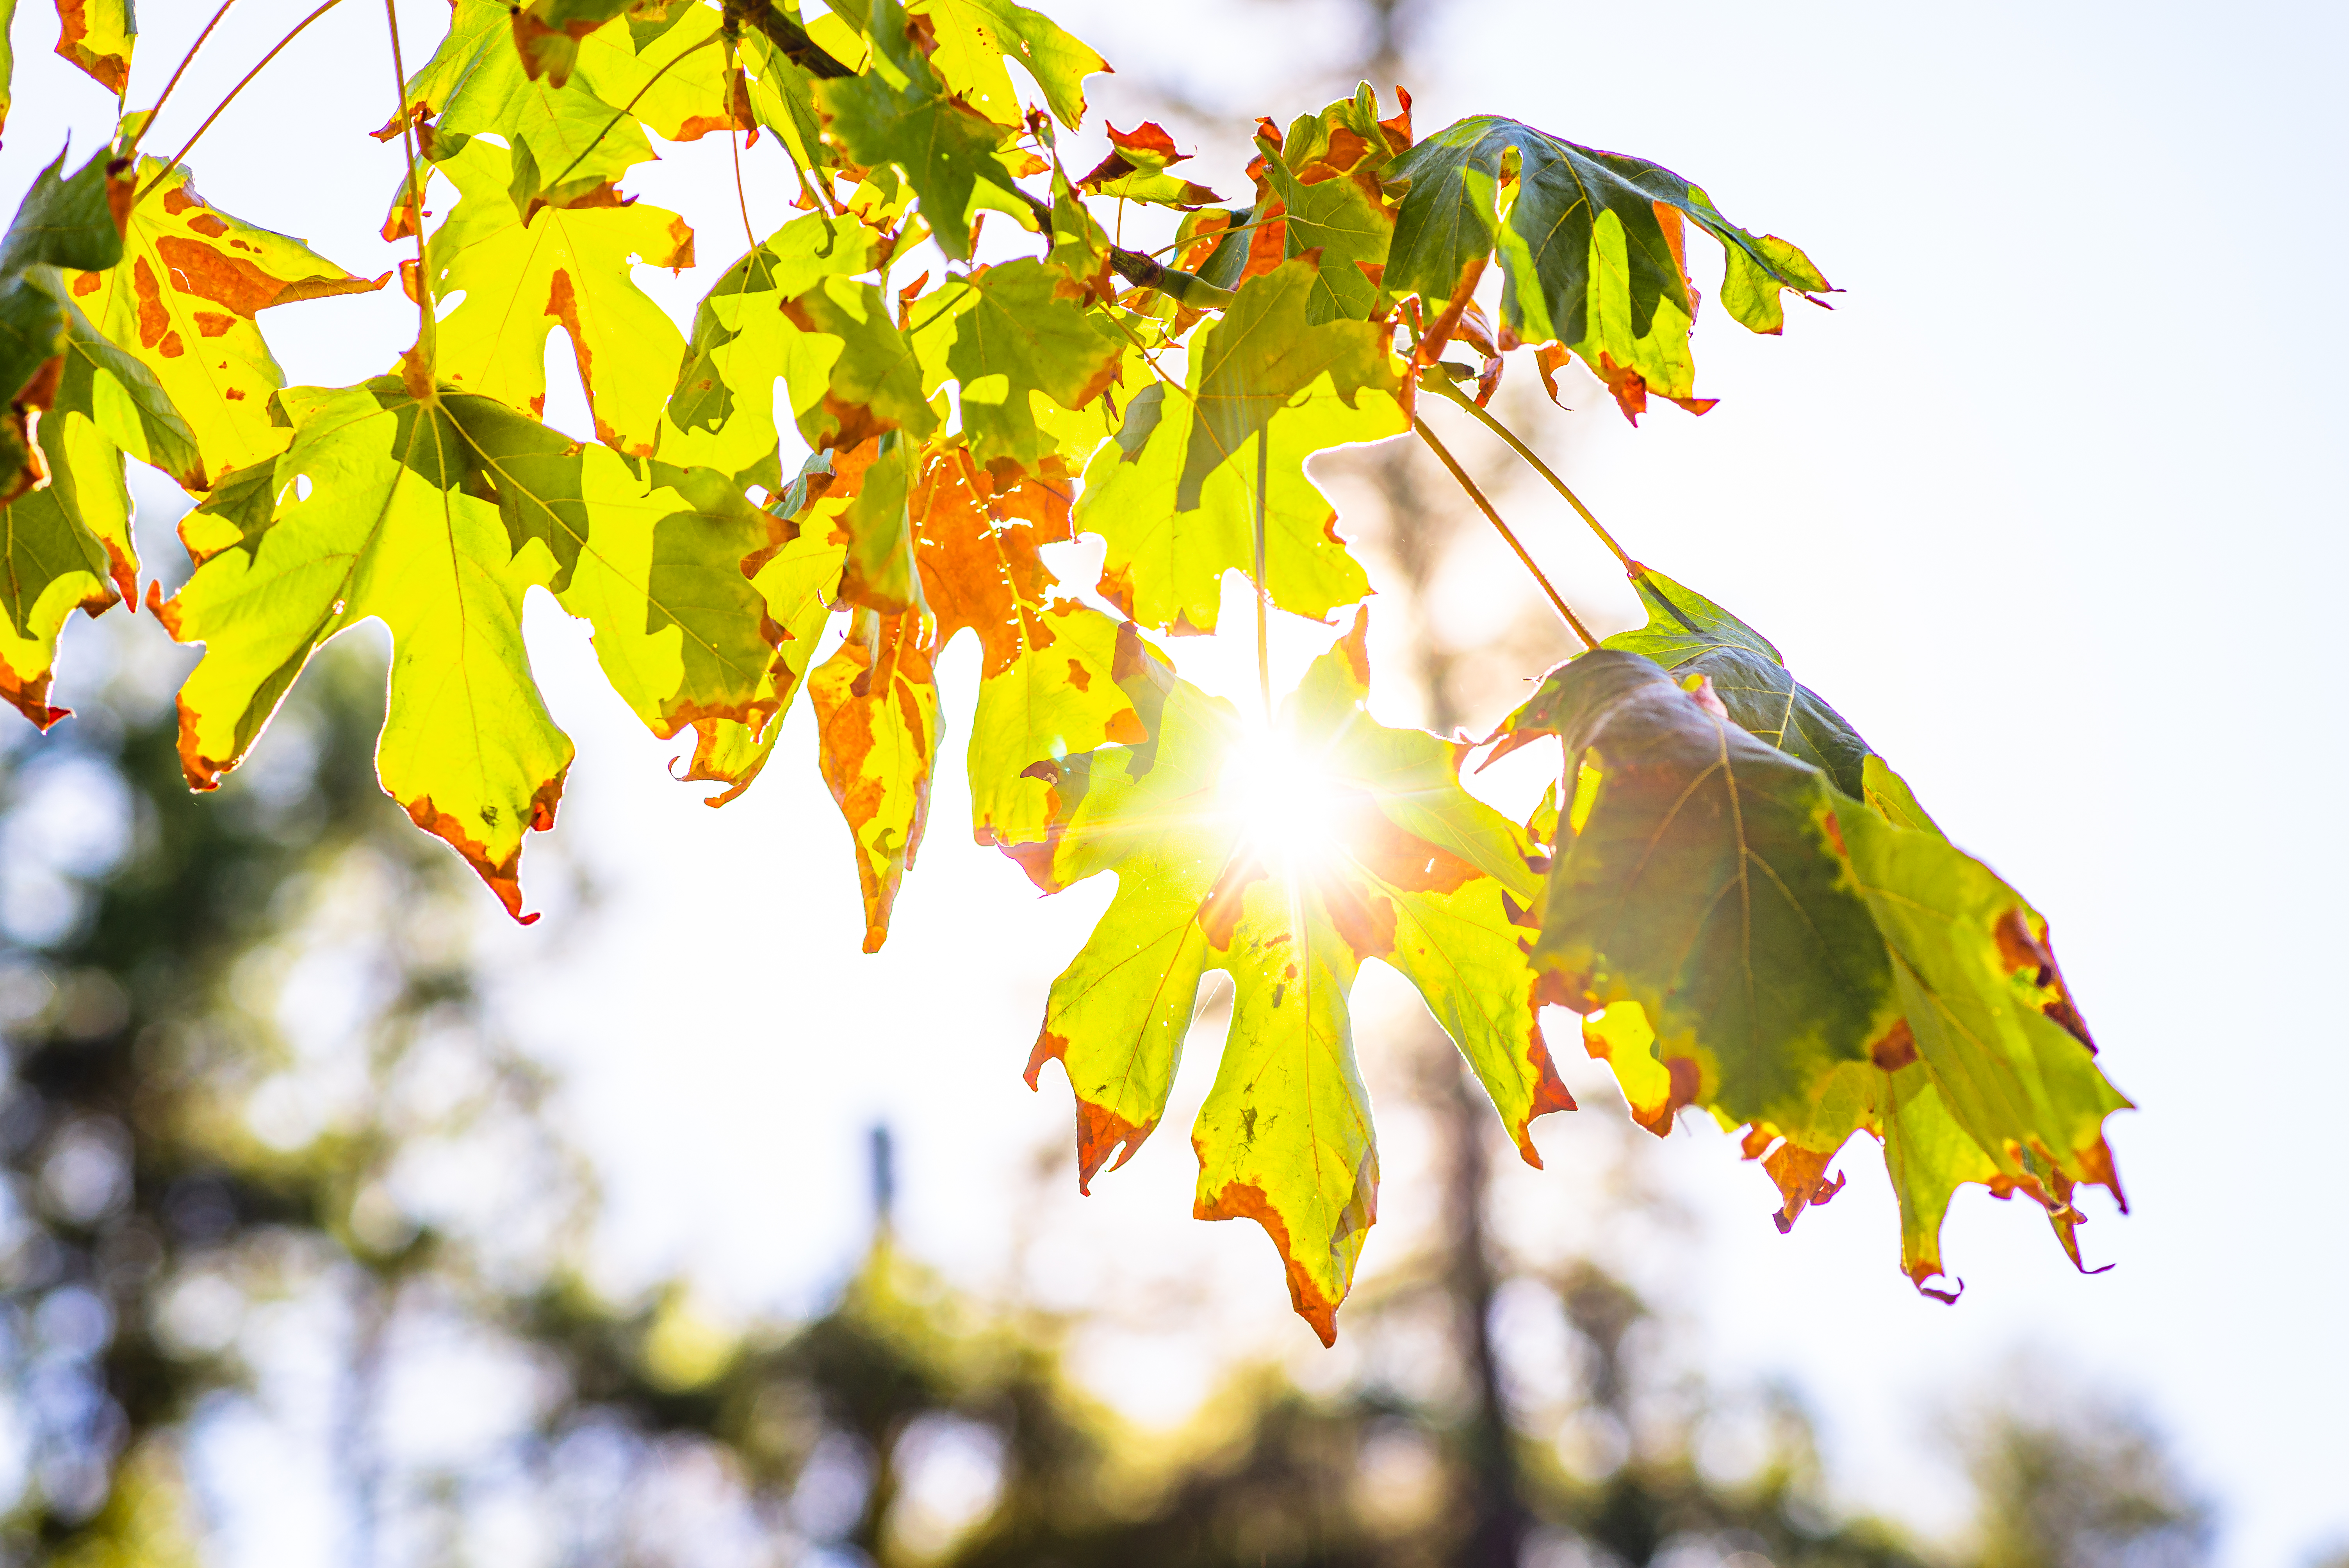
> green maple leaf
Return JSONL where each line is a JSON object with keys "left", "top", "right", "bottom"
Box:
{"left": 426, "top": 137, "right": 695, "bottom": 457}
{"left": 568, "top": 5, "right": 761, "bottom": 146}
{"left": 1510, "top": 649, "right": 1904, "bottom": 1129}
{"left": 0, "top": 279, "right": 203, "bottom": 727}
{"left": 61, "top": 157, "right": 382, "bottom": 484}
{"left": 906, "top": 0, "right": 1106, "bottom": 129}
{"left": 815, "top": 0, "right": 1035, "bottom": 262}
{"left": 1075, "top": 257, "right": 1404, "bottom": 633}
{"left": 1254, "top": 86, "right": 1411, "bottom": 325}
{"left": 1497, "top": 578, "right": 2129, "bottom": 1295}
{"left": 931, "top": 257, "right": 1123, "bottom": 482}
{"left": 1021, "top": 613, "right": 1571, "bottom": 1343}
{"left": 1, "top": 412, "right": 122, "bottom": 728}
{"left": 392, "top": 0, "right": 661, "bottom": 206}
{"left": 155, "top": 378, "right": 781, "bottom": 921}
{"left": 812, "top": 607, "right": 941, "bottom": 952}
{"left": 0, "top": 148, "right": 203, "bottom": 727}
{"left": 1603, "top": 567, "right": 1868, "bottom": 798}
{"left": 1385, "top": 116, "right": 1829, "bottom": 420}
{"left": 661, "top": 212, "right": 881, "bottom": 483}
{"left": 779, "top": 275, "right": 940, "bottom": 451}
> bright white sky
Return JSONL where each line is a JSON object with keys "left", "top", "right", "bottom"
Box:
{"left": 7, "top": 0, "right": 2347, "bottom": 1564}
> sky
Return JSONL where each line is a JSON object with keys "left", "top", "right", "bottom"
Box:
{"left": 6, "top": 0, "right": 2347, "bottom": 1564}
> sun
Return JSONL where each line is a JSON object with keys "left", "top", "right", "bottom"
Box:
{"left": 1219, "top": 727, "right": 1346, "bottom": 880}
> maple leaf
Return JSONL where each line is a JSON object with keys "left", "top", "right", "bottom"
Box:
{"left": 510, "top": 0, "right": 636, "bottom": 86}
{"left": 1493, "top": 575, "right": 2128, "bottom": 1295}
{"left": 927, "top": 257, "right": 1123, "bottom": 482}
{"left": 906, "top": 0, "right": 1105, "bottom": 129}
{"left": 1076, "top": 257, "right": 1404, "bottom": 633}
{"left": 564, "top": 4, "right": 760, "bottom": 146}
{"left": 1253, "top": 86, "right": 1412, "bottom": 325}
{"left": 661, "top": 213, "right": 882, "bottom": 483}
{"left": 61, "top": 157, "right": 382, "bottom": 484}
{"left": 779, "top": 275, "right": 940, "bottom": 452}
{"left": 0, "top": 147, "right": 201, "bottom": 727}
{"left": 813, "top": 607, "right": 941, "bottom": 952}
{"left": 1020, "top": 613, "right": 1570, "bottom": 1343}
{"left": 52, "top": 0, "right": 134, "bottom": 95}
{"left": 425, "top": 136, "right": 694, "bottom": 456}
{"left": 153, "top": 379, "right": 781, "bottom": 921}
{"left": 3, "top": 147, "right": 126, "bottom": 499}
{"left": 0, "top": 276, "right": 203, "bottom": 727}
{"left": 1385, "top": 116, "right": 1829, "bottom": 420}
{"left": 390, "top": 0, "right": 665, "bottom": 207}
{"left": 675, "top": 446, "right": 882, "bottom": 809}
{"left": 912, "top": 445, "right": 1165, "bottom": 852}
{"left": 816, "top": 0, "right": 1036, "bottom": 262}
{"left": 1076, "top": 122, "right": 1221, "bottom": 209}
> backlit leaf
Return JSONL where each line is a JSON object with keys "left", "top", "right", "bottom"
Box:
{"left": 1076, "top": 257, "right": 1404, "bottom": 633}
{"left": 815, "top": 0, "right": 1034, "bottom": 262}
{"left": 54, "top": 0, "right": 134, "bottom": 94}
{"left": 911, "top": 446, "right": 1161, "bottom": 850}
{"left": 1385, "top": 116, "right": 1828, "bottom": 420}
{"left": 933, "top": 257, "right": 1122, "bottom": 482}
{"left": 1497, "top": 599, "right": 2128, "bottom": 1293}
{"left": 780, "top": 274, "right": 939, "bottom": 452}
{"left": 426, "top": 137, "right": 694, "bottom": 456}
{"left": 392, "top": 0, "right": 656, "bottom": 204}
{"left": 661, "top": 212, "right": 880, "bottom": 482}
{"left": 154, "top": 379, "right": 777, "bottom": 920}
{"left": 1255, "top": 85, "right": 1411, "bottom": 325}
{"left": 812, "top": 606, "right": 940, "bottom": 951}
{"left": 908, "top": 0, "right": 1107, "bottom": 129}
{"left": 62, "top": 157, "right": 381, "bottom": 482}
{"left": 1021, "top": 614, "right": 1568, "bottom": 1343}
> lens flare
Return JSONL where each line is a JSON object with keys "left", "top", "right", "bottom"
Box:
{"left": 1219, "top": 729, "right": 1344, "bottom": 879}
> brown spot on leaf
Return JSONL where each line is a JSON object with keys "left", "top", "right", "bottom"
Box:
{"left": 132, "top": 258, "right": 170, "bottom": 348}
{"left": 193, "top": 311, "right": 236, "bottom": 338}
{"left": 53, "top": 0, "right": 131, "bottom": 93}
{"left": 1869, "top": 1018, "right": 1919, "bottom": 1071}
{"left": 71, "top": 272, "right": 102, "bottom": 298}
{"left": 1198, "top": 851, "right": 1269, "bottom": 949}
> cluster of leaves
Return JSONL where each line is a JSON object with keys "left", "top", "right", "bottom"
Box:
{"left": 0, "top": 0, "right": 2125, "bottom": 1339}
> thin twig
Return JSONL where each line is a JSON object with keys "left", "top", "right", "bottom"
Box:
{"left": 538, "top": 31, "right": 724, "bottom": 198}
{"left": 136, "top": 0, "right": 345, "bottom": 200}
{"left": 1413, "top": 416, "right": 1595, "bottom": 649}
{"left": 1421, "top": 369, "right": 1633, "bottom": 569}
{"left": 729, "top": 127, "right": 757, "bottom": 252}
{"left": 125, "top": 0, "right": 241, "bottom": 156}
{"left": 385, "top": 0, "right": 431, "bottom": 373}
